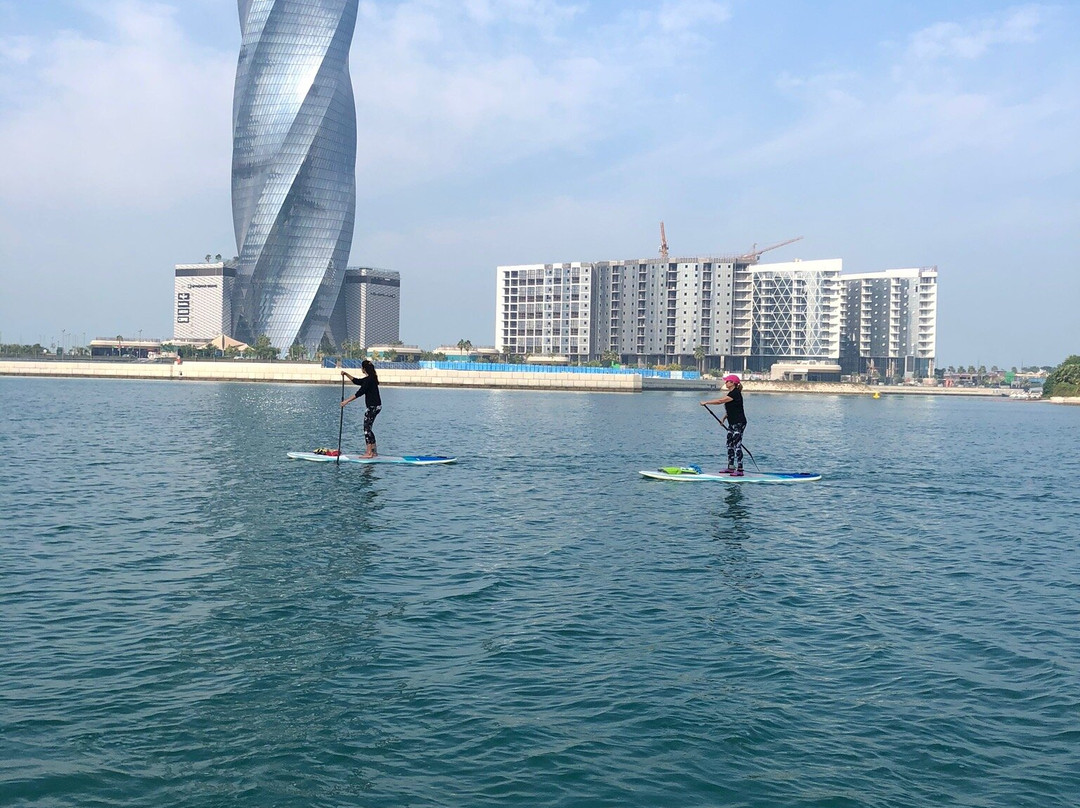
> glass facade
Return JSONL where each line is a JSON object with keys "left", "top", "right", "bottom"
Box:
{"left": 231, "top": 0, "right": 358, "bottom": 351}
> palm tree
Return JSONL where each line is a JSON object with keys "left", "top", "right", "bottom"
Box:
{"left": 693, "top": 345, "right": 706, "bottom": 374}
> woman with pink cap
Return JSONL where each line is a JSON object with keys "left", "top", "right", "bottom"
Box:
{"left": 701, "top": 374, "right": 747, "bottom": 475}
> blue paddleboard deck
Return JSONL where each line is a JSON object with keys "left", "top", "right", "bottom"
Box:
{"left": 641, "top": 467, "right": 821, "bottom": 483}
{"left": 288, "top": 451, "right": 456, "bottom": 465}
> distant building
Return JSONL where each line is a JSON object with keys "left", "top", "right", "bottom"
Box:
{"left": 329, "top": 267, "right": 401, "bottom": 347}
{"left": 367, "top": 344, "right": 421, "bottom": 362}
{"left": 497, "top": 254, "right": 843, "bottom": 371}
{"left": 90, "top": 338, "right": 161, "bottom": 359}
{"left": 496, "top": 263, "right": 594, "bottom": 361}
{"left": 747, "top": 259, "right": 842, "bottom": 369}
{"left": 839, "top": 267, "right": 938, "bottom": 379}
{"left": 433, "top": 345, "right": 499, "bottom": 362}
{"left": 173, "top": 261, "right": 235, "bottom": 343}
{"left": 230, "top": 0, "right": 358, "bottom": 352}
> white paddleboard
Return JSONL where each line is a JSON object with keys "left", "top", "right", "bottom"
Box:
{"left": 641, "top": 467, "right": 820, "bottom": 483}
{"left": 288, "top": 451, "right": 456, "bottom": 465}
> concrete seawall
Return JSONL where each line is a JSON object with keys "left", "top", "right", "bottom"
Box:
{"left": 0, "top": 360, "right": 642, "bottom": 392}
{"left": 3, "top": 360, "right": 1069, "bottom": 400}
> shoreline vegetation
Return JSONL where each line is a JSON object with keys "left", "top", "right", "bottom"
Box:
{"left": 2, "top": 358, "right": 1078, "bottom": 402}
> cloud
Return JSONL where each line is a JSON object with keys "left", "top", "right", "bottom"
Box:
{"left": 713, "top": 5, "right": 1075, "bottom": 175}
{"left": 656, "top": 0, "right": 731, "bottom": 33}
{"left": 907, "top": 4, "right": 1043, "bottom": 61}
{"left": 0, "top": 0, "right": 233, "bottom": 209}
{"left": 462, "top": 0, "right": 584, "bottom": 32}
{"left": 351, "top": 1, "right": 625, "bottom": 189}
{"left": 0, "top": 34, "right": 34, "bottom": 63}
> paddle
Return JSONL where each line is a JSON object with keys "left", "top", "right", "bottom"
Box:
{"left": 337, "top": 371, "right": 345, "bottom": 464}
{"left": 702, "top": 403, "right": 760, "bottom": 472}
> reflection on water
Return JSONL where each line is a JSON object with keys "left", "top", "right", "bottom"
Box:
{"left": 723, "top": 485, "right": 748, "bottom": 523}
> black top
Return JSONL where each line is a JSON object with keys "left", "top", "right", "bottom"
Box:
{"left": 353, "top": 375, "right": 381, "bottom": 407}
{"left": 724, "top": 387, "right": 746, "bottom": 425}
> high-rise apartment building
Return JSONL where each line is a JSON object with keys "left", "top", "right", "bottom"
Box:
{"left": 173, "top": 262, "right": 236, "bottom": 342}
{"left": 839, "top": 267, "right": 938, "bottom": 378}
{"left": 330, "top": 267, "right": 401, "bottom": 347}
{"left": 747, "top": 259, "right": 842, "bottom": 365}
{"left": 497, "top": 255, "right": 843, "bottom": 371}
{"left": 230, "top": 0, "right": 358, "bottom": 352}
{"left": 496, "top": 263, "right": 594, "bottom": 360}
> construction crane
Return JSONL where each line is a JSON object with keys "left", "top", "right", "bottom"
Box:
{"left": 659, "top": 221, "right": 669, "bottom": 261}
{"left": 738, "top": 236, "right": 803, "bottom": 264}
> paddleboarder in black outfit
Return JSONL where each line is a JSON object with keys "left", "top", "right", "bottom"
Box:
{"left": 702, "top": 374, "right": 747, "bottom": 475}
{"left": 341, "top": 360, "right": 381, "bottom": 458}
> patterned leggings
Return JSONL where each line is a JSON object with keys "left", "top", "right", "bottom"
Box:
{"left": 363, "top": 405, "right": 381, "bottom": 446}
{"left": 726, "top": 422, "right": 746, "bottom": 469}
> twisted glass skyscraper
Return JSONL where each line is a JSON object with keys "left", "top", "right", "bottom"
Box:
{"left": 231, "top": 0, "right": 358, "bottom": 351}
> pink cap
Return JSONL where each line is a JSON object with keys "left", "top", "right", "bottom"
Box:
{"left": 723, "top": 374, "right": 741, "bottom": 384}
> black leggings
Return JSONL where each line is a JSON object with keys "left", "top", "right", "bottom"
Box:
{"left": 363, "top": 405, "right": 381, "bottom": 446}
{"left": 726, "top": 422, "right": 746, "bottom": 468}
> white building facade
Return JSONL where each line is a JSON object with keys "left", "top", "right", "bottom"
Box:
{"left": 496, "top": 263, "right": 594, "bottom": 360}
{"left": 497, "top": 256, "right": 936, "bottom": 377}
{"left": 839, "top": 266, "right": 938, "bottom": 379}
{"left": 173, "top": 262, "right": 235, "bottom": 343}
{"left": 498, "top": 255, "right": 844, "bottom": 371}
{"left": 748, "top": 259, "right": 842, "bottom": 366}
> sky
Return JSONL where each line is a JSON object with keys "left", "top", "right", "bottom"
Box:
{"left": 0, "top": 0, "right": 1077, "bottom": 368}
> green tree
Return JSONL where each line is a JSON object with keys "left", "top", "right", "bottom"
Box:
{"left": 693, "top": 345, "right": 706, "bottom": 374}
{"left": 287, "top": 340, "right": 307, "bottom": 361}
{"left": 1043, "top": 355, "right": 1080, "bottom": 397}
{"left": 317, "top": 335, "right": 336, "bottom": 357}
{"left": 250, "top": 334, "right": 279, "bottom": 360}
{"left": 351, "top": 342, "right": 367, "bottom": 360}
{"left": 456, "top": 339, "right": 473, "bottom": 352}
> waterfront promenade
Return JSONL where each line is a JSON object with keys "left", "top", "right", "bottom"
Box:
{"left": 1, "top": 358, "right": 1068, "bottom": 399}
{"left": 0, "top": 359, "right": 642, "bottom": 392}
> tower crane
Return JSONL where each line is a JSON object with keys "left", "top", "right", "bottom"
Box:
{"left": 738, "top": 236, "right": 803, "bottom": 263}
{"left": 659, "top": 221, "right": 669, "bottom": 261}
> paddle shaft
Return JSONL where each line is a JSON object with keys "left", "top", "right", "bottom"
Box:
{"left": 337, "top": 372, "right": 345, "bottom": 464}
{"left": 703, "top": 404, "right": 759, "bottom": 471}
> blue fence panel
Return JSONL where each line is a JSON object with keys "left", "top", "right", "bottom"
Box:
{"left": 322, "top": 358, "right": 421, "bottom": 370}
{"left": 323, "top": 357, "right": 700, "bottom": 379}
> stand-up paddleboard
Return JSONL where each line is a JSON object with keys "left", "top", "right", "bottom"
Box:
{"left": 641, "top": 466, "right": 820, "bottom": 483}
{"left": 288, "top": 451, "right": 456, "bottom": 465}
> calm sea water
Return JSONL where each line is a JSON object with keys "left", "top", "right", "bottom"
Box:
{"left": 1, "top": 377, "right": 1078, "bottom": 807}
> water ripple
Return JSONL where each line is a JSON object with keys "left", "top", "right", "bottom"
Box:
{"left": 1, "top": 380, "right": 1078, "bottom": 807}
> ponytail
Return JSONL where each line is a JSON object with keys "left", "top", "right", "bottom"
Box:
{"left": 361, "top": 359, "right": 378, "bottom": 381}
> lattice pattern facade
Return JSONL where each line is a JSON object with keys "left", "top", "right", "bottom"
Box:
{"left": 748, "top": 260, "right": 842, "bottom": 364}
